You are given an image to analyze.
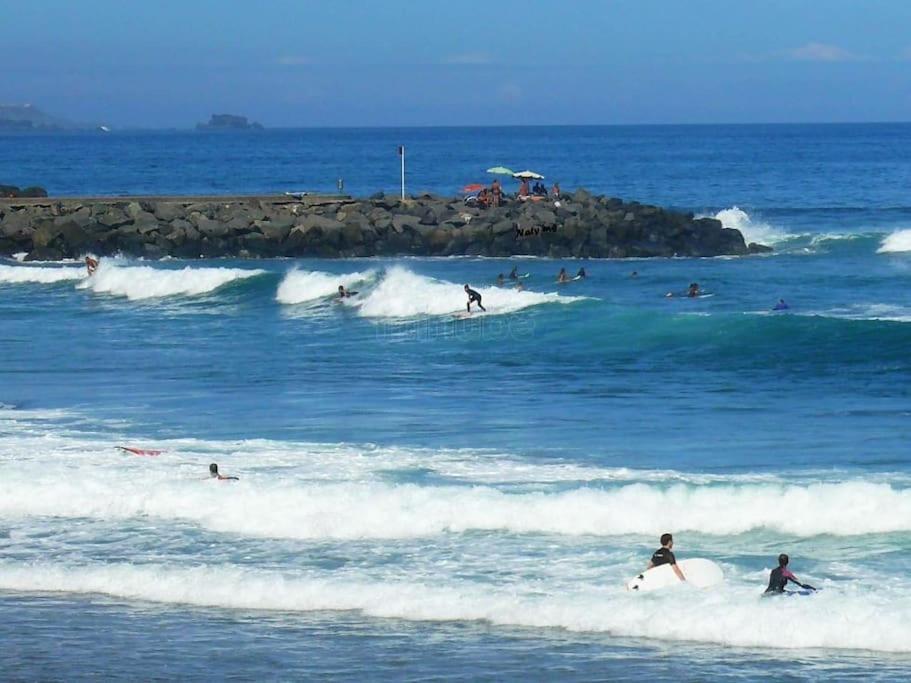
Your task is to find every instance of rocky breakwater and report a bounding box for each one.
[0,190,770,260]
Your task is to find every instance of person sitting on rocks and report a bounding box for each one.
[551,182,561,198]
[85,256,99,276]
[491,179,502,207]
[518,179,530,200]
[477,187,489,208]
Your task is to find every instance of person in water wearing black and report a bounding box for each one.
[765,554,815,594]
[208,463,239,481]
[576,267,587,279]
[338,285,358,298]
[464,284,486,312]
[647,532,686,582]
[509,266,519,280]
[687,282,700,298]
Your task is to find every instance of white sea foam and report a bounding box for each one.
[2,463,910,540]
[276,269,375,304]
[353,266,586,318]
[1,562,909,653]
[76,262,265,299]
[0,263,85,284]
[877,228,911,253]
[712,207,790,245]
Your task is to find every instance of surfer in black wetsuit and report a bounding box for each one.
[509,266,519,281]
[647,533,686,582]
[464,284,486,312]
[338,285,358,298]
[765,554,815,594]
[576,267,587,279]
[687,282,700,298]
[209,463,239,481]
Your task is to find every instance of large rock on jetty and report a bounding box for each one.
[0,192,770,261]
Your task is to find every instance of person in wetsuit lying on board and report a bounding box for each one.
[209,463,239,481]
[647,532,686,582]
[765,554,815,594]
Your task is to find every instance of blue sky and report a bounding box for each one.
[2,0,910,127]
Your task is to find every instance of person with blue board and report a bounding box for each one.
[463,284,486,313]
[647,533,686,582]
[765,554,815,594]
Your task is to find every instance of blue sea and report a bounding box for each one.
[2,125,911,681]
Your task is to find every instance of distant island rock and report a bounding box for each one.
[0,104,104,131]
[196,114,263,131]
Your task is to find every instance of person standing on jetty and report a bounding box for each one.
[464,284,486,313]
[491,178,502,207]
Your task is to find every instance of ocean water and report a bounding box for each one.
[2,125,911,681]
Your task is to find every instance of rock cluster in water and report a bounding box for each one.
[0,190,771,260]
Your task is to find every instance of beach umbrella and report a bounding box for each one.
[486,166,515,176]
[513,170,545,180]
[462,183,485,193]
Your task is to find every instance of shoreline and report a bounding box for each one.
[0,191,770,261]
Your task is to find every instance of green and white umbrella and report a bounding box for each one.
[486,166,515,176]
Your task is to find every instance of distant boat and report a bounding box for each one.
[97,125,111,132]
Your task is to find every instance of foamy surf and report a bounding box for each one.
[1,561,910,653]
[353,266,586,318]
[276,268,375,304]
[877,228,911,253]
[76,262,266,299]
[0,263,86,284]
[711,207,791,245]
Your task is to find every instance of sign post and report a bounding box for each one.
[398,145,405,199]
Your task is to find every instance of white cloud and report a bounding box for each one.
[783,42,859,62]
[276,55,313,66]
[443,52,492,65]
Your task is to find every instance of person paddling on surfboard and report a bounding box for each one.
[647,533,686,582]
[464,284,486,313]
[208,463,239,481]
[765,554,815,594]
[557,268,570,283]
[338,285,358,299]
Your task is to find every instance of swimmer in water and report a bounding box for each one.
[557,268,570,283]
[338,285,358,299]
[576,267,587,279]
[508,266,519,281]
[85,256,99,276]
[687,282,700,298]
[773,299,789,311]
[464,284,486,312]
[208,463,239,481]
[630,271,638,279]
[496,273,505,286]
[765,554,815,594]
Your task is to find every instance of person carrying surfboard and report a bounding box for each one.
[464,284,486,313]
[647,533,686,582]
[765,554,815,594]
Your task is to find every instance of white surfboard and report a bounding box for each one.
[626,558,723,592]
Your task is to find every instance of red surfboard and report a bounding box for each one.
[117,446,162,456]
